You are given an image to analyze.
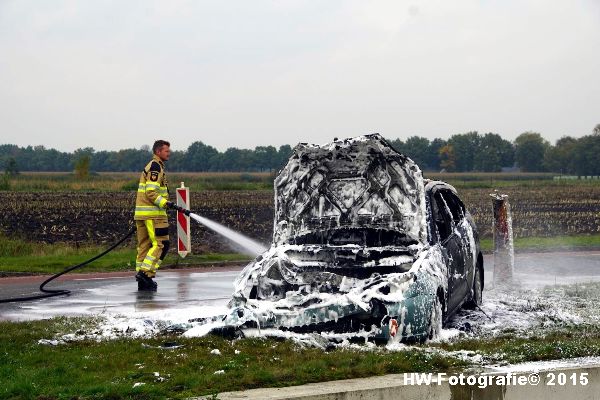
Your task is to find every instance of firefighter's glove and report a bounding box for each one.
[166,201,191,216]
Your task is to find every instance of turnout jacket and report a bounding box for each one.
[134,155,169,220]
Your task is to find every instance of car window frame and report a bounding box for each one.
[439,189,466,225]
[427,186,468,245]
[427,189,453,244]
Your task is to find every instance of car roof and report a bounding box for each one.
[423,179,459,196]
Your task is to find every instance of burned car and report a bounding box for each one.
[223,134,483,342]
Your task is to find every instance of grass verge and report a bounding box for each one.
[0,318,466,399]
[4,172,275,192]
[2,318,600,399]
[480,234,600,253]
[433,324,600,364]
[0,234,251,274]
[3,171,599,192]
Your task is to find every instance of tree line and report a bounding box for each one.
[2,125,599,175]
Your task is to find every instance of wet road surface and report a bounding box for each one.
[0,268,243,321]
[1,251,599,321]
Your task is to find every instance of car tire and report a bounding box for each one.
[427,293,443,341]
[464,262,483,309]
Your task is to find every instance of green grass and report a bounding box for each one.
[0,251,251,275]
[0,234,251,274]
[449,179,600,189]
[424,172,600,189]
[0,318,467,399]
[433,325,600,364]
[2,318,600,399]
[480,234,600,253]
[2,171,275,192]
[2,172,599,192]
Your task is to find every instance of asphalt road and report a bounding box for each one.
[0,267,243,321]
[1,251,599,321]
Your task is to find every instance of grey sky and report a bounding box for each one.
[1,0,599,152]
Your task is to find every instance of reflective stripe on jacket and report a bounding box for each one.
[134,155,169,220]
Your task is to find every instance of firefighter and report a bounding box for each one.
[134,140,177,291]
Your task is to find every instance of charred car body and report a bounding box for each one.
[224,134,483,342]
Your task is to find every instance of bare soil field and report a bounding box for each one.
[1,186,599,253]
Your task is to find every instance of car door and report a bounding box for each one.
[443,190,475,291]
[431,189,468,313]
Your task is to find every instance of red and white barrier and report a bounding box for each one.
[176,182,191,258]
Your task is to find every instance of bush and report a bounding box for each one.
[4,157,18,176]
[0,174,10,190]
[74,155,91,180]
[121,181,139,191]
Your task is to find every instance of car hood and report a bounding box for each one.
[273,134,428,247]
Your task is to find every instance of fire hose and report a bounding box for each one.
[0,205,190,304]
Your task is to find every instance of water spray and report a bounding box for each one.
[171,184,267,257]
[188,213,267,256]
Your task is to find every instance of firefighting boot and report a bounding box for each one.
[136,271,158,291]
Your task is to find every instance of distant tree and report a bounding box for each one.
[90,150,111,172]
[167,149,186,171]
[543,136,577,173]
[388,138,405,154]
[571,135,600,175]
[594,124,600,136]
[402,136,431,169]
[221,148,239,171]
[239,148,257,171]
[221,147,257,171]
[473,133,514,172]
[207,152,224,171]
[0,144,19,155]
[254,146,278,172]
[514,132,549,172]
[0,130,586,173]
[439,145,456,172]
[448,132,480,172]
[53,148,72,171]
[74,155,91,179]
[110,149,151,171]
[276,145,293,170]
[185,141,219,171]
[72,147,95,171]
[4,157,19,176]
[427,138,446,171]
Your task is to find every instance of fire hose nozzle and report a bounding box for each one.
[167,201,191,216]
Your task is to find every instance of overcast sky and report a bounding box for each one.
[1,0,599,152]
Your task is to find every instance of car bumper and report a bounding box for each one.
[225,293,435,342]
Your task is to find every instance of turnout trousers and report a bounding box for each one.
[135,218,170,277]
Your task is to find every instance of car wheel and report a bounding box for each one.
[427,293,443,341]
[464,263,483,309]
